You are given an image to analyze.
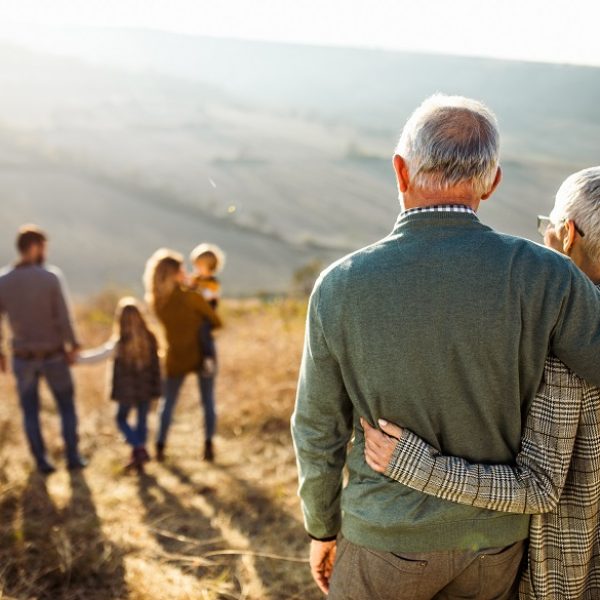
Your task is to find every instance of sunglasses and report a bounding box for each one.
[537,215,585,238]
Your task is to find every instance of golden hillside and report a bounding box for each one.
[0,296,320,600]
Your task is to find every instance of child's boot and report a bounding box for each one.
[125,449,137,471]
[200,357,217,378]
[140,446,150,463]
[133,447,146,474]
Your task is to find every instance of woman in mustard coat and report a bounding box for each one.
[144,249,222,462]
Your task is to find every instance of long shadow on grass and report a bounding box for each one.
[166,462,319,600]
[66,471,127,599]
[136,471,238,594]
[0,471,126,600]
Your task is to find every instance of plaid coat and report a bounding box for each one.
[386,356,600,599]
[110,336,162,405]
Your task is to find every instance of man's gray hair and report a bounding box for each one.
[396,94,500,197]
[551,166,600,262]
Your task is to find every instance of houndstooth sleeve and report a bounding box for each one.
[384,357,583,514]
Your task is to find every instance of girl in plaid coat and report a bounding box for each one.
[79,298,161,472]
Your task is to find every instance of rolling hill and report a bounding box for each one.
[0,29,598,296]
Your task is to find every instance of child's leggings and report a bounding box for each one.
[116,401,150,447]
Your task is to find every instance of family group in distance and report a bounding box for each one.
[0,232,225,474]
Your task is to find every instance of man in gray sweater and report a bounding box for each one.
[292,95,600,599]
[0,225,86,473]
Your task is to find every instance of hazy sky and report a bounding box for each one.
[1,0,599,66]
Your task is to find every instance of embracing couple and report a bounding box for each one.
[292,95,600,599]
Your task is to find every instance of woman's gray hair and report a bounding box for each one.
[550,167,600,261]
[396,94,500,197]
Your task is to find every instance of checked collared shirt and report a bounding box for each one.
[401,204,477,217]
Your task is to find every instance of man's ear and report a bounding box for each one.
[481,166,502,201]
[393,155,410,194]
[562,220,577,254]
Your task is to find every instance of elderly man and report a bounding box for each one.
[361,166,600,599]
[291,95,600,599]
[0,225,85,473]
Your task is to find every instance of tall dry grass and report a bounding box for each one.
[0,296,320,600]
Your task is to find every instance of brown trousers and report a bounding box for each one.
[328,537,524,600]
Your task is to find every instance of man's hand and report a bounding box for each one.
[361,417,404,474]
[66,349,79,366]
[310,539,337,595]
[0,354,7,374]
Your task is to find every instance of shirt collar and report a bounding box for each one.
[401,204,477,217]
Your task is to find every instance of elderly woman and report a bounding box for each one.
[144,249,222,462]
[364,167,600,599]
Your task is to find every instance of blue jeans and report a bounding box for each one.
[12,354,80,466]
[157,373,215,445]
[116,401,150,448]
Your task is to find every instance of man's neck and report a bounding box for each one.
[15,258,43,268]
[401,187,481,213]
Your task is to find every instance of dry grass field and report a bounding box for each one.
[0,296,321,600]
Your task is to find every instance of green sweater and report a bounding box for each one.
[292,210,600,553]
